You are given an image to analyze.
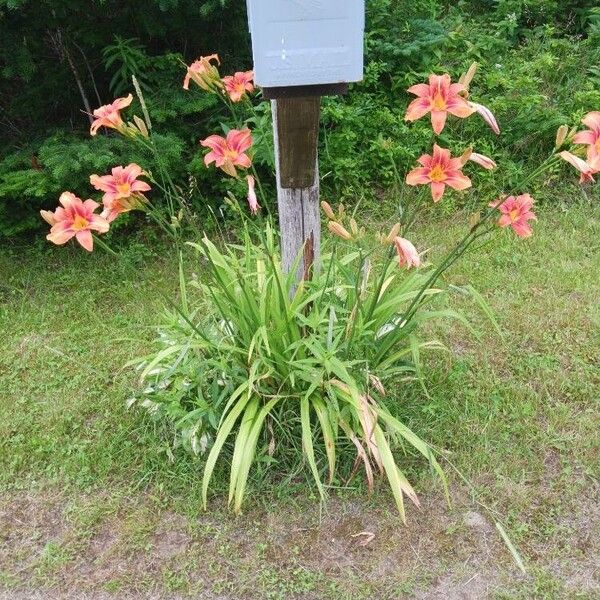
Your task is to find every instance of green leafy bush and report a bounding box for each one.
[132,224,473,517]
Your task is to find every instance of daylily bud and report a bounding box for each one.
[459,147,473,166]
[469,152,497,170]
[40,209,57,226]
[338,203,345,217]
[123,122,143,140]
[349,217,358,236]
[133,115,149,138]
[384,222,401,244]
[469,101,500,135]
[459,62,478,91]
[321,201,336,220]
[328,221,352,241]
[246,175,260,215]
[568,126,578,140]
[555,125,568,149]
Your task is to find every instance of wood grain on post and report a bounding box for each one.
[272,97,321,281]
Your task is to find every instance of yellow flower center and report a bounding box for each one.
[431,93,447,111]
[509,209,520,222]
[595,138,600,152]
[225,149,239,160]
[429,165,446,182]
[72,215,89,231]
[116,182,131,196]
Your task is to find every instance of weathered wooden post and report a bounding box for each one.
[246,0,365,280]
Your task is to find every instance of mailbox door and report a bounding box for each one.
[247,0,364,89]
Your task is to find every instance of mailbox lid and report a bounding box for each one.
[246,0,365,88]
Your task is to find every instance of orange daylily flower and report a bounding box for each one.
[183,55,221,91]
[573,111,600,164]
[90,164,151,222]
[90,94,133,136]
[42,192,109,251]
[406,144,472,202]
[223,71,254,102]
[405,74,475,134]
[393,237,421,269]
[494,194,537,239]
[200,129,252,177]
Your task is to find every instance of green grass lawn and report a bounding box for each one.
[0,202,598,599]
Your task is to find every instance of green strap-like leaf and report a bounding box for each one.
[301,396,325,501]
[375,408,450,507]
[312,396,337,484]
[228,398,259,506]
[233,398,280,513]
[373,425,406,523]
[201,391,252,509]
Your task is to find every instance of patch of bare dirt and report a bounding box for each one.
[1,484,598,599]
[547,486,600,596]
[0,491,68,576]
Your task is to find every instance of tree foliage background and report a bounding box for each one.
[1,0,599,237]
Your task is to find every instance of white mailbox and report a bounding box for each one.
[246,0,365,93]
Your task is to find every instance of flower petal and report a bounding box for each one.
[59,191,79,209]
[405,97,431,122]
[573,131,596,145]
[89,214,110,233]
[228,129,253,154]
[40,210,56,226]
[430,110,447,135]
[559,151,595,182]
[582,111,600,132]
[82,199,100,212]
[204,151,218,167]
[234,153,252,169]
[431,181,445,202]
[446,98,476,118]
[114,94,133,110]
[406,167,430,185]
[75,229,94,251]
[512,221,533,238]
[201,135,227,150]
[407,83,430,97]
[47,223,75,245]
[131,181,151,192]
[445,172,472,190]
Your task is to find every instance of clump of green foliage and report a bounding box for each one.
[132,223,474,517]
